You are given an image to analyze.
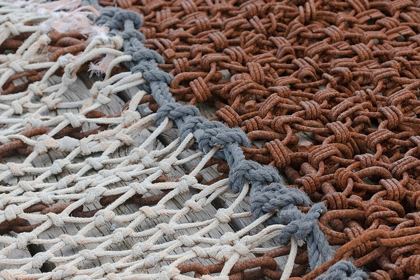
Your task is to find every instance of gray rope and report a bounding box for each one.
[316,261,368,280]
[87,1,335,271]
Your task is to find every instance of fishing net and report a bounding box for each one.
[96,0,420,279]
[0,2,306,279]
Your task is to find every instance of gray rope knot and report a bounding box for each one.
[250,183,311,223]
[130,47,164,64]
[277,203,332,270]
[94,7,118,25]
[229,161,281,193]
[121,29,145,43]
[179,116,205,140]
[316,261,368,280]
[156,103,200,126]
[131,59,158,73]
[150,82,175,106]
[195,127,250,151]
[142,70,173,85]
[112,10,142,30]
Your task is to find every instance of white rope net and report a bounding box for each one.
[0,2,301,279]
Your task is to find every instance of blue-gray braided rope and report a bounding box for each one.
[81,1,368,275]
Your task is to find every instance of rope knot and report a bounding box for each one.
[316,261,368,280]
[278,203,331,270]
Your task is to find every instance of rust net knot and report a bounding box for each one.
[189,77,212,103]
[215,106,242,128]
[265,139,291,169]
[322,192,348,210]
[326,121,351,143]
[379,179,406,202]
[295,174,320,194]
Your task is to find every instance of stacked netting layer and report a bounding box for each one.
[96,0,420,279]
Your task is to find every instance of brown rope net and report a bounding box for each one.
[97,0,420,279]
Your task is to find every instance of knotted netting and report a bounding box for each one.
[0,1,310,279]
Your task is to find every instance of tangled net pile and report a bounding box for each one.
[0,1,316,279]
[97,0,420,279]
[2,0,420,279]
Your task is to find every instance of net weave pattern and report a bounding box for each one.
[0,2,302,280]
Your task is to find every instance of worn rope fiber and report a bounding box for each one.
[0,1,317,279]
[95,0,420,279]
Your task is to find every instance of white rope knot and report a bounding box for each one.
[139,205,163,219]
[94,209,115,227]
[51,266,78,280]
[63,112,82,128]
[141,154,155,167]
[121,110,140,126]
[62,71,77,86]
[157,223,176,236]
[86,186,107,204]
[79,249,97,261]
[16,232,36,249]
[57,175,75,189]
[85,157,104,170]
[11,100,23,115]
[58,137,80,152]
[184,198,204,212]
[216,233,250,261]
[116,171,132,181]
[144,252,163,268]
[111,36,124,50]
[220,232,238,245]
[129,147,148,162]
[28,82,44,97]
[216,244,249,262]
[18,181,35,192]
[97,94,112,105]
[112,227,133,243]
[39,193,54,205]
[35,135,59,154]
[159,266,180,280]
[32,252,54,269]
[24,113,43,128]
[0,136,9,144]
[178,175,198,193]
[115,132,133,146]
[80,138,92,156]
[50,159,70,175]
[159,159,173,174]
[47,212,65,227]
[57,54,74,67]
[131,243,145,258]
[7,162,26,176]
[4,22,22,36]
[74,181,89,193]
[177,235,195,247]
[39,21,52,34]
[60,234,78,248]
[215,208,233,224]
[0,269,26,280]
[9,61,26,73]
[41,96,60,110]
[192,246,210,259]
[131,180,152,195]
[102,263,118,274]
